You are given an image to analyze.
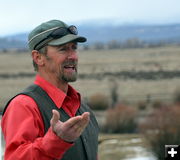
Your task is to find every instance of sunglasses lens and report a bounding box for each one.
[69,25,78,35]
[50,28,67,38]
[49,25,78,38]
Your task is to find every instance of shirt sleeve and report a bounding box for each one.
[1,95,73,160]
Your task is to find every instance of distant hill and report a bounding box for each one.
[0,23,180,50]
[78,23,180,44]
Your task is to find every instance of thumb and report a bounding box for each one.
[50,109,60,127]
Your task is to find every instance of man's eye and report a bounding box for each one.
[72,45,77,50]
[59,47,66,51]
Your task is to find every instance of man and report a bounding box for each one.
[1,20,99,160]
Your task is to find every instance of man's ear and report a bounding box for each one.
[31,50,44,66]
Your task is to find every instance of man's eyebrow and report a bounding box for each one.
[55,45,66,49]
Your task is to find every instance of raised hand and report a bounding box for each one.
[50,109,90,142]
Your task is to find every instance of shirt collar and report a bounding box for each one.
[34,74,80,108]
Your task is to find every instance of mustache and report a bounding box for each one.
[62,60,78,67]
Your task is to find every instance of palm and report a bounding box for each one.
[50,110,90,142]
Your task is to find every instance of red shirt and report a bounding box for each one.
[1,75,81,160]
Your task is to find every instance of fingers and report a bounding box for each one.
[64,116,82,129]
[49,111,90,142]
[66,112,90,133]
[73,112,90,132]
[63,112,90,130]
[77,112,90,128]
[50,109,60,127]
[82,112,90,121]
[50,110,89,130]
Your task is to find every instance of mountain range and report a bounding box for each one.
[0,22,180,50]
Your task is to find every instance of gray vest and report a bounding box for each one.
[3,84,99,160]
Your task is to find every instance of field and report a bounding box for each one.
[1,45,180,110]
[1,45,180,159]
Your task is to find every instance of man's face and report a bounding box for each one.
[43,42,78,83]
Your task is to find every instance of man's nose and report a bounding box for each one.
[67,50,78,60]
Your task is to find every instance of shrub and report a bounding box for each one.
[137,101,147,111]
[151,100,164,109]
[140,105,180,160]
[103,103,137,133]
[88,93,109,110]
[174,89,180,105]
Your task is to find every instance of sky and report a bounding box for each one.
[0,0,180,36]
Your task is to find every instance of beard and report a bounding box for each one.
[61,70,77,82]
[59,60,78,82]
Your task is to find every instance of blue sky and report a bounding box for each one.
[0,0,180,36]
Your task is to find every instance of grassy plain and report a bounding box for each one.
[1,45,180,110]
[1,45,180,159]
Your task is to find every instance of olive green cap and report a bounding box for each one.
[28,19,87,50]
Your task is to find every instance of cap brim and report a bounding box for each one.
[48,34,87,46]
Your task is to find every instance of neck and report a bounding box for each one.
[38,72,69,94]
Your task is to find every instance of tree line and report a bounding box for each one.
[82,37,180,50]
[1,37,180,53]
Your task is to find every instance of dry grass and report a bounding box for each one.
[1,45,180,110]
[0,52,32,74]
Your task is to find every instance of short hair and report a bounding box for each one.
[32,46,48,71]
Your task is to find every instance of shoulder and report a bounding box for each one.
[10,94,36,104]
[4,94,39,117]
[1,94,45,138]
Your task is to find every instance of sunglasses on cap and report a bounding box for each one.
[34,25,78,50]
